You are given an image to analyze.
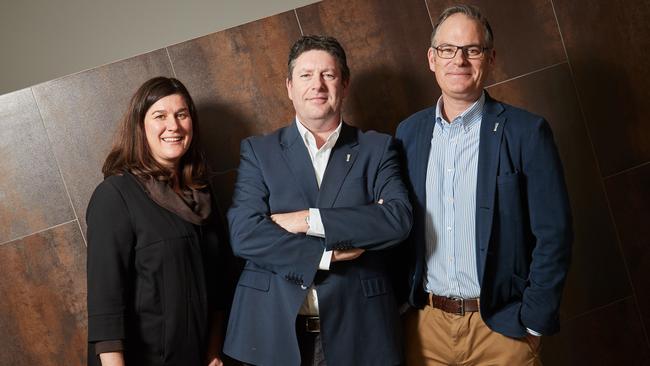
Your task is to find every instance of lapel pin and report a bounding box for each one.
[493,122,499,132]
[346,153,351,162]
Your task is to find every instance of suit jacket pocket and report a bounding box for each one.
[497,171,521,185]
[361,277,388,298]
[238,269,271,292]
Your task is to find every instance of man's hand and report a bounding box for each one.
[331,248,365,262]
[207,356,224,366]
[271,210,310,234]
[99,352,125,366]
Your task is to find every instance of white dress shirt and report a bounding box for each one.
[295,117,342,315]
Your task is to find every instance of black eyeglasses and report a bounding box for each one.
[433,44,490,59]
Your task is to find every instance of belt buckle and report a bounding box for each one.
[305,316,320,333]
[451,297,465,316]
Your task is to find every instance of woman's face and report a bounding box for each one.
[143,94,193,170]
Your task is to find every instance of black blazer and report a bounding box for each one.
[86,172,225,366]
[396,94,572,337]
[223,122,412,366]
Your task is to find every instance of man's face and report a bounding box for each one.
[428,13,495,103]
[286,50,348,128]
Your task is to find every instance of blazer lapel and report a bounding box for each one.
[316,123,359,208]
[280,122,319,207]
[414,109,436,204]
[475,94,506,284]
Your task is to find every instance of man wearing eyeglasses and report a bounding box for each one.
[395,4,572,365]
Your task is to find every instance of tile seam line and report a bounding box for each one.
[294,9,304,36]
[30,87,87,245]
[603,161,650,181]
[550,0,650,348]
[0,219,78,247]
[485,61,568,89]
[564,296,632,323]
[165,48,178,78]
[423,0,434,28]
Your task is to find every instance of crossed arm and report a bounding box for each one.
[228,136,412,280]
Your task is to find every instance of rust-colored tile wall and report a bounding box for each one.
[1,0,648,364]
[0,89,74,244]
[553,0,650,176]
[0,222,86,366]
[297,0,436,133]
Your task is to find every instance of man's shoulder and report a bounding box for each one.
[396,106,436,135]
[241,123,292,147]
[488,97,546,128]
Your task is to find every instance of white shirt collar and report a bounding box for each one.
[295,117,343,151]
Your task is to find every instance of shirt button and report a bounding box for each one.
[447,168,453,172]
[447,226,452,231]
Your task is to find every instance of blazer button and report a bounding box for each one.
[300,285,308,290]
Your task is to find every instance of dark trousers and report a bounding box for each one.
[295,318,327,366]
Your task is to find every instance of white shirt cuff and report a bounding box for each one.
[318,250,333,270]
[306,208,325,238]
[526,328,542,336]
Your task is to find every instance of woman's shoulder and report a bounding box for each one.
[89,172,142,204]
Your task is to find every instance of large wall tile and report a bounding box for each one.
[32,50,174,235]
[426,0,566,84]
[541,297,650,365]
[0,221,86,365]
[167,11,302,173]
[554,0,650,175]
[0,89,74,243]
[487,64,631,319]
[605,164,650,342]
[296,0,436,133]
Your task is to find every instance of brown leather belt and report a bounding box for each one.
[297,315,320,333]
[428,293,479,316]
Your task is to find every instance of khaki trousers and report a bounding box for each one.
[404,305,542,366]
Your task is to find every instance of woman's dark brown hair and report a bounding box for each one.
[102,76,208,189]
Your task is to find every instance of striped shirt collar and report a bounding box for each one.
[435,91,486,133]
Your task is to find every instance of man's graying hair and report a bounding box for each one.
[431,4,494,49]
[287,35,350,82]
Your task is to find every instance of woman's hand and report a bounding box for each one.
[99,352,125,366]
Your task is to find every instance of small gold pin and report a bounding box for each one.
[346,153,351,162]
[493,122,499,132]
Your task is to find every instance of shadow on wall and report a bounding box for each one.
[344,65,438,134]
[196,101,254,211]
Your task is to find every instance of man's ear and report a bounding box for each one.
[487,48,496,66]
[427,47,436,73]
[286,78,293,101]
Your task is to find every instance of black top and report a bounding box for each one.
[86,172,226,366]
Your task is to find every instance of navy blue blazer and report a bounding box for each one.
[224,122,412,366]
[395,93,572,338]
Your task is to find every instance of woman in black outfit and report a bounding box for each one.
[86,77,225,366]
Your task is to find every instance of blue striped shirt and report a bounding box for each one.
[424,92,485,298]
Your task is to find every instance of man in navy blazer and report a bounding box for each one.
[396,5,572,365]
[224,35,412,366]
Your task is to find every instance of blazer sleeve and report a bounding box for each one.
[86,179,134,343]
[520,119,573,334]
[227,138,324,285]
[319,135,413,251]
